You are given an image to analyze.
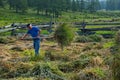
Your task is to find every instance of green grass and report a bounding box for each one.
[0,8,50,26]
[0,31,11,36]
[1,8,120,27]
[86,25,120,29]
[41,30,49,35]
[96,31,116,35]
[103,41,115,48]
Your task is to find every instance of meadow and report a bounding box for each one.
[0,9,120,80]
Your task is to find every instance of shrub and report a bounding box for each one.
[54,23,75,50]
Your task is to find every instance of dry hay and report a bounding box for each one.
[0,45,11,61]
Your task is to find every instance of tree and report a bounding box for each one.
[19,0,28,13]
[8,0,15,9]
[99,0,106,9]
[0,0,4,8]
[106,0,120,10]
[87,0,101,13]
[7,0,28,13]
[106,0,115,10]
[71,0,77,12]
[54,23,75,50]
[79,0,85,12]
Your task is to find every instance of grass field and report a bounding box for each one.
[0,8,120,80]
[1,8,120,26]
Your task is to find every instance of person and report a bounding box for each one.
[21,24,41,56]
[81,21,86,33]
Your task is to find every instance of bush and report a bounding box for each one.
[54,23,75,50]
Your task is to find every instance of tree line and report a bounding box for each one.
[0,0,119,17]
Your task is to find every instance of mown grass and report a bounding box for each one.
[1,8,120,80]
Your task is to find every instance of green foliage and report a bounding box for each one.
[54,23,75,50]
[103,41,114,48]
[89,35,103,42]
[41,30,49,35]
[8,0,28,13]
[0,0,4,8]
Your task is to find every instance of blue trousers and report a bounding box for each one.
[33,39,40,56]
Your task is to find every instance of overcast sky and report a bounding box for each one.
[99,0,106,1]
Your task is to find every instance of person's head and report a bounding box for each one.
[27,24,32,29]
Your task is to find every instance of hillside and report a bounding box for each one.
[1,8,120,26]
[0,6,120,80]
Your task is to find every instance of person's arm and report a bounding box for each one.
[37,29,41,38]
[21,34,28,40]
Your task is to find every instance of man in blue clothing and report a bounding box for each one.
[21,24,41,56]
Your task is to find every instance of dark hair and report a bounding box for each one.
[27,24,31,27]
